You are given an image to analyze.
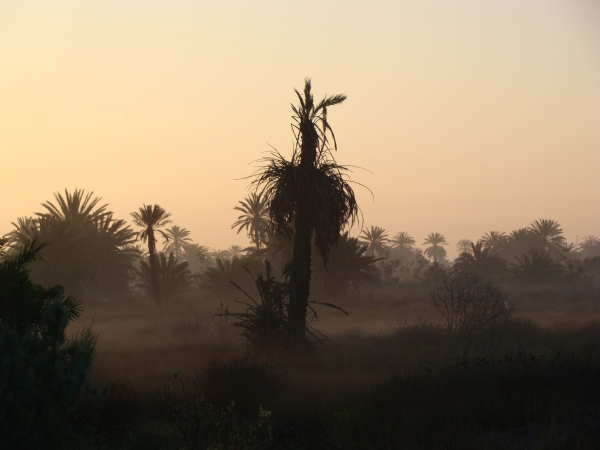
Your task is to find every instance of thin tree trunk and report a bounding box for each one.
[255,227,260,252]
[147,229,162,306]
[287,209,312,342]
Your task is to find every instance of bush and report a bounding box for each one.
[432,270,511,337]
[0,298,99,449]
[161,373,273,450]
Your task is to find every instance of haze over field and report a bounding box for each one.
[1,0,599,255]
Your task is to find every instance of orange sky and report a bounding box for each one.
[1,1,599,257]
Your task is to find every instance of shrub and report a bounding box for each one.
[161,372,273,450]
[0,298,99,449]
[432,270,511,337]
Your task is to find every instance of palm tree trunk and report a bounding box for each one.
[287,206,312,343]
[147,229,162,306]
[255,228,260,252]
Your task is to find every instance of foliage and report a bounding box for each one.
[0,244,99,449]
[453,241,508,279]
[528,218,566,255]
[131,204,172,305]
[359,226,389,258]
[480,231,508,252]
[422,232,448,263]
[137,252,194,302]
[161,372,273,450]
[6,190,138,300]
[311,232,380,298]
[0,238,83,337]
[579,235,600,259]
[162,225,193,258]
[231,192,271,251]
[200,256,263,300]
[226,263,290,353]
[509,249,563,281]
[455,239,473,256]
[431,270,510,337]
[251,79,358,342]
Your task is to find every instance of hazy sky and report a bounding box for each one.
[1,0,599,257]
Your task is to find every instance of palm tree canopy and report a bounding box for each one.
[528,219,566,249]
[130,205,172,242]
[359,226,389,258]
[231,192,270,249]
[480,231,507,250]
[37,189,108,225]
[253,78,358,262]
[423,232,448,262]
[391,231,416,249]
[162,225,193,257]
[456,239,473,255]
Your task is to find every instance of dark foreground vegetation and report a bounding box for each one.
[2,80,600,449]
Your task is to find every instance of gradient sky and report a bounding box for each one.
[1,0,599,257]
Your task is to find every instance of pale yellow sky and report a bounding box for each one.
[1,0,599,257]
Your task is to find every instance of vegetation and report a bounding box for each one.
[251,79,358,343]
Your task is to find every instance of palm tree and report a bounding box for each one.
[162,225,193,258]
[509,249,562,281]
[480,231,507,252]
[130,205,171,306]
[359,226,389,258]
[231,192,270,251]
[422,233,448,263]
[528,219,566,254]
[228,245,244,259]
[137,252,193,302]
[454,241,507,278]
[252,78,358,342]
[456,239,473,256]
[579,235,600,259]
[37,188,108,226]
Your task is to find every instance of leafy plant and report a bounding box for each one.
[137,252,194,302]
[161,372,273,450]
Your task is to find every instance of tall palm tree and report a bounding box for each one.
[453,241,507,278]
[456,239,473,255]
[130,205,171,306]
[231,192,270,251]
[390,231,416,260]
[252,78,358,342]
[359,226,389,258]
[162,225,192,258]
[422,233,448,263]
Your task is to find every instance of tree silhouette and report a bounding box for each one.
[137,252,193,302]
[130,205,171,306]
[359,226,389,258]
[423,233,448,263]
[528,219,566,255]
[231,192,270,251]
[252,78,358,343]
[579,235,600,259]
[163,225,193,258]
[456,239,473,255]
[454,241,507,278]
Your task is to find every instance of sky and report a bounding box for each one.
[1,0,599,257]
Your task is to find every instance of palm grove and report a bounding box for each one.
[3,80,600,350]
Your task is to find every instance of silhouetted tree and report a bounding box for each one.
[454,241,507,279]
[509,249,562,281]
[231,192,270,251]
[137,252,193,302]
[252,78,358,343]
[390,231,416,260]
[312,232,379,299]
[528,219,566,255]
[480,231,507,252]
[579,235,600,259]
[130,205,171,306]
[359,226,389,258]
[162,225,192,258]
[228,245,244,259]
[423,233,448,263]
[456,239,473,256]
